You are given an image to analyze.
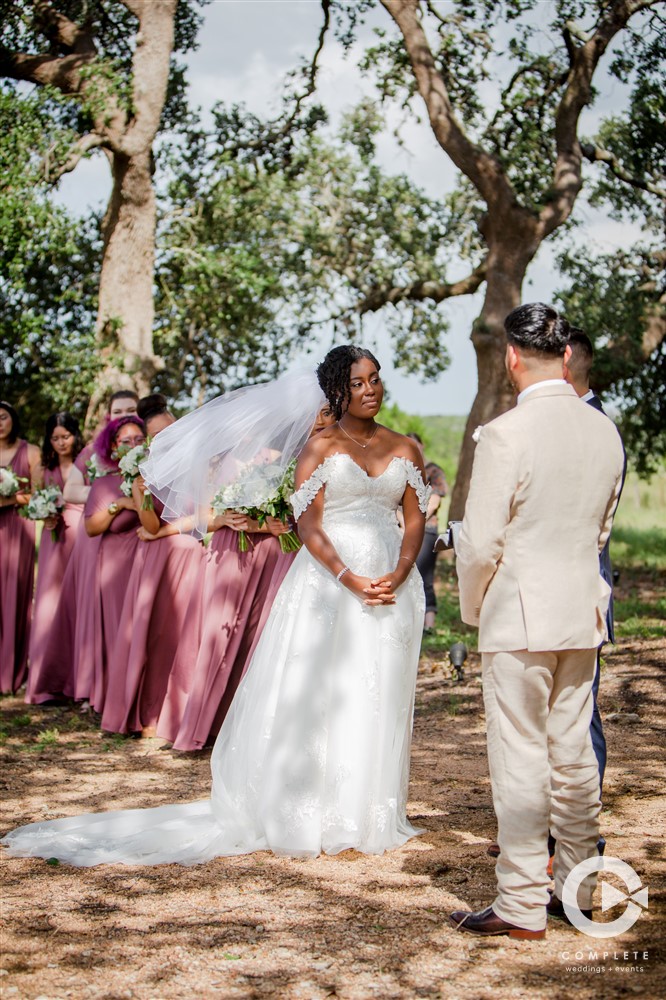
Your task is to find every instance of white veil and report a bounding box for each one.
[140,368,325,538]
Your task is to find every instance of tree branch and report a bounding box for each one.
[542,0,664,236]
[581,142,666,199]
[44,131,107,182]
[33,0,97,55]
[356,259,487,314]
[378,0,519,218]
[116,0,177,157]
[0,48,91,94]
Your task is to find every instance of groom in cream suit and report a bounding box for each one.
[451,303,625,939]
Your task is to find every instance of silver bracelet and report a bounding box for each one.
[399,556,412,565]
[336,565,350,582]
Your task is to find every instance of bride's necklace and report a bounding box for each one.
[338,420,378,450]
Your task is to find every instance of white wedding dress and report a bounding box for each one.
[2,454,429,866]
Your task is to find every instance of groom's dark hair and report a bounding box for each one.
[317,345,381,421]
[504,303,570,357]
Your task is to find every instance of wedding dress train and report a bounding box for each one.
[2,454,428,866]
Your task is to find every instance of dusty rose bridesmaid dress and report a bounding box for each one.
[0,441,36,693]
[25,466,84,703]
[101,506,204,735]
[31,450,99,702]
[158,526,295,751]
[84,474,141,716]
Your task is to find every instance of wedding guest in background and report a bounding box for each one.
[563,328,626,830]
[452,303,624,939]
[136,392,176,438]
[0,402,43,693]
[83,416,147,716]
[406,433,448,633]
[100,412,204,739]
[156,401,336,751]
[63,389,139,505]
[26,413,85,704]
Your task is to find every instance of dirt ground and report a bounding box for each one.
[1,566,664,1000]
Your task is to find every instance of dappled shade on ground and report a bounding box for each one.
[1,563,664,999]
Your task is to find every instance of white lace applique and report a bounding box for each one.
[290,465,328,520]
[403,459,432,514]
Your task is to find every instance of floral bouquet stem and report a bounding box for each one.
[278,529,301,553]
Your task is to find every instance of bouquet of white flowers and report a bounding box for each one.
[118,442,153,510]
[85,452,108,483]
[211,460,300,553]
[0,468,28,498]
[20,485,65,540]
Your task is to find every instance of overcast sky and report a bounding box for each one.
[54,0,636,415]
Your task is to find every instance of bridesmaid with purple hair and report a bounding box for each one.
[25,413,85,704]
[36,391,139,705]
[155,401,337,751]
[83,415,148,715]
[101,398,205,738]
[0,402,43,693]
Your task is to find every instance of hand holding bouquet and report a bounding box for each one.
[212,460,301,553]
[0,468,28,499]
[254,460,301,553]
[20,485,65,540]
[118,442,153,510]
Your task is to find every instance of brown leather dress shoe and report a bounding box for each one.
[547,893,592,924]
[487,842,500,858]
[450,906,546,939]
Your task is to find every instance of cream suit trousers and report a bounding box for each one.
[482,648,601,931]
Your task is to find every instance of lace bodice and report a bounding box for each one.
[291,454,431,523]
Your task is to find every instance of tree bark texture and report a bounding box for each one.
[93,148,160,404]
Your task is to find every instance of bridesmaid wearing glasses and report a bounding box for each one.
[26,413,85,704]
[0,402,43,693]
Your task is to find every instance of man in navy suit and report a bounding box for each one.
[564,329,624,807]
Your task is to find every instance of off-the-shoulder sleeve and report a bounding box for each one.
[403,459,432,515]
[290,464,328,521]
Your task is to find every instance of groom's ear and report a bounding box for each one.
[505,343,519,374]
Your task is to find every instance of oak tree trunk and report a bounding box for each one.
[88,148,161,421]
[448,220,539,520]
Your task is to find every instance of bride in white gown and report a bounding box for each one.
[2,347,430,866]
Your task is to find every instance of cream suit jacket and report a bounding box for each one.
[456,382,625,653]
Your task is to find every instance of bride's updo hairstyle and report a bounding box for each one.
[316,345,381,421]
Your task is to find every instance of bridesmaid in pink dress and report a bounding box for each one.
[26,413,85,703]
[156,401,337,751]
[0,402,43,693]
[101,399,205,737]
[42,390,140,703]
[83,416,147,716]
